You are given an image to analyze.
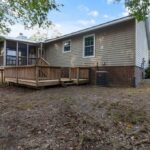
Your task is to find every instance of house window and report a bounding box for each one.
[63,40,71,53]
[83,35,95,57]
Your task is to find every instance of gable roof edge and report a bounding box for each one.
[45,16,134,43]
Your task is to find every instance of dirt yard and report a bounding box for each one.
[0,85,150,150]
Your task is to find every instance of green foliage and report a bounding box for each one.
[29,31,48,42]
[145,65,150,79]
[0,0,62,34]
[116,0,150,21]
[125,0,150,21]
[0,0,149,34]
[114,0,150,21]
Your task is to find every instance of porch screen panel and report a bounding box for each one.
[6,41,17,66]
[0,42,4,66]
[28,45,37,65]
[18,43,27,65]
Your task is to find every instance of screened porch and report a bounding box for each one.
[6,40,40,66]
[0,39,46,67]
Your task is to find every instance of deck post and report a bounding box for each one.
[69,68,72,80]
[88,68,90,81]
[77,67,80,85]
[16,67,18,84]
[35,65,39,87]
[0,70,3,84]
[59,68,61,84]
[1,70,4,84]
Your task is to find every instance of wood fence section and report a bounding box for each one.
[70,67,89,79]
[38,66,61,80]
[69,68,77,79]
[79,67,90,79]
[17,66,36,80]
[4,67,17,79]
[5,66,36,80]
[69,67,90,85]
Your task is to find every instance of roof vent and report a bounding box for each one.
[16,33,27,40]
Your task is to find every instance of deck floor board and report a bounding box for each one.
[5,78,89,87]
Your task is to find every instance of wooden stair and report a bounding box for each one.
[61,80,75,87]
[37,57,50,66]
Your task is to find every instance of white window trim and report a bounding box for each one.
[83,34,95,58]
[62,40,71,53]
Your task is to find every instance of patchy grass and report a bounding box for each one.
[15,102,36,111]
[107,102,148,125]
[0,86,150,149]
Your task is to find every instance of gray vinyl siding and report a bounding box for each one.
[136,21,149,69]
[146,16,150,49]
[45,20,135,67]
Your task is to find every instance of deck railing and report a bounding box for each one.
[4,65,61,81]
[38,66,61,81]
[4,66,36,80]
[4,65,90,87]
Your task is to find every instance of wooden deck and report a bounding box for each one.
[4,65,90,88]
[5,78,60,87]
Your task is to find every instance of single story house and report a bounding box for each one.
[0,16,150,87]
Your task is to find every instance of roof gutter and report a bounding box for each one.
[0,35,39,44]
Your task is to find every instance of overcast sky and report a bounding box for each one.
[7,0,128,38]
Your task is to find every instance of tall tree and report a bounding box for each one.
[0,0,62,34]
[0,0,149,34]
[116,0,150,21]
[29,31,49,42]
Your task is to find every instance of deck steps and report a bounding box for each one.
[61,80,75,86]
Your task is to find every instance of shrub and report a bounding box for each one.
[145,65,150,79]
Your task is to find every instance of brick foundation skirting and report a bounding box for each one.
[89,66,144,87]
[134,67,145,87]
[61,66,144,87]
